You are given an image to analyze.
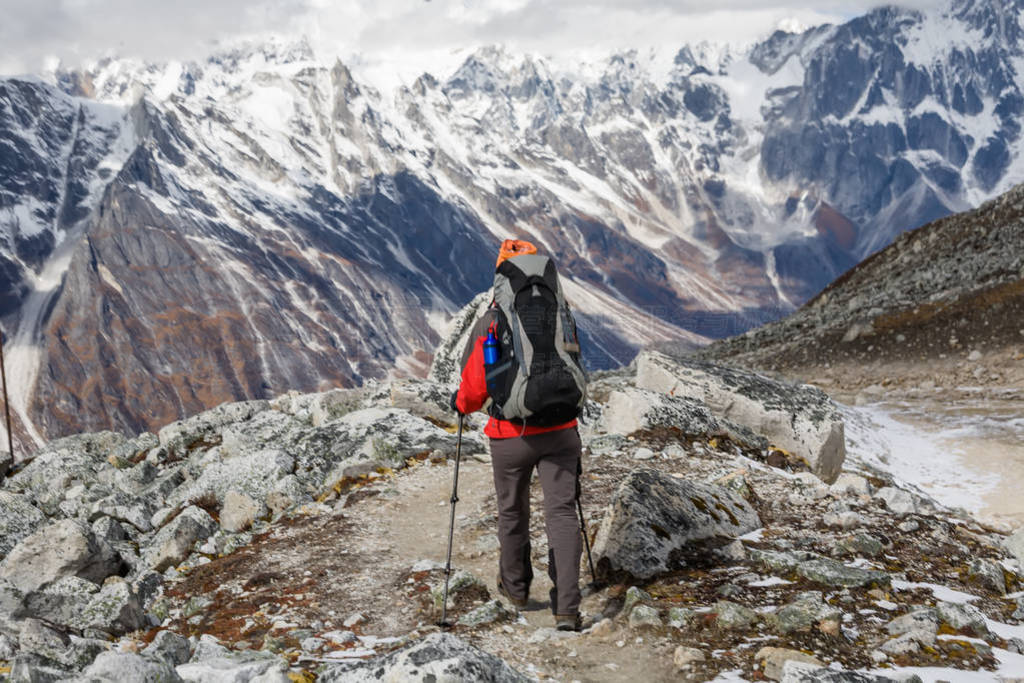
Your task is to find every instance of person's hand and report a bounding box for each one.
[449,390,462,415]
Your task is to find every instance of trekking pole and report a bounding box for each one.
[438,413,465,629]
[576,459,597,588]
[0,329,14,468]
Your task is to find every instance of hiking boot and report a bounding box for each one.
[496,573,528,609]
[555,613,582,632]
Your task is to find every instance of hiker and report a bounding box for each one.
[450,239,588,631]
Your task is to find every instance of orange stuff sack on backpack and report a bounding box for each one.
[496,239,538,268]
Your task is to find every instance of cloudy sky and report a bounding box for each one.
[0,0,947,76]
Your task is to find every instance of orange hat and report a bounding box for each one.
[496,239,537,268]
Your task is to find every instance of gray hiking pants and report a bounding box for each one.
[489,427,582,616]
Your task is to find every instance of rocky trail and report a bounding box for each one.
[3,345,1024,682]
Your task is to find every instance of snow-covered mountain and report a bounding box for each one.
[2,0,1024,446]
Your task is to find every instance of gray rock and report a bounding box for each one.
[966,558,1007,594]
[220,490,262,533]
[167,450,295,511]
[318,632,530,683]
[154,400,270,462]
[796,557,890,588]
[592,468,760,581]
[829,473,871,497]
[6,432,125,516]
[1008,637,1024,655]
[431,570,489,612]
[838,533,884,557]
[80,651,183,683]
[307,388,371,427]
[458,599,514,627]
[600,387,720,437]
[628,604,663,629]
[0,576,26,617]
[768,591,841,634]
[144,629,192,667]
[634,352,846,483]
[427,291,491,387]
[89,491,156,532]
[7,653,73,683]
[380,378,459,426]
[755,646,824,681]
[667,607,697,629]
[74,578,147,635]
[0,491,46,559]
[91,517,128,545]
[20,576,98,626]
[887,608,939,637]
[1006,527,1024,568]
[622,586,652,614]
[16,618,101,669]
[0,519,122,593]
[144,506,218,572]
[713,600,758,630]
[874,487,916,516]
[936,601,989,636]
[880,632,929,655]
[780,660,907,682]
[673,645,705,670]
[0,448,10,478]
[176,651,290,683]
[750,549,818,575]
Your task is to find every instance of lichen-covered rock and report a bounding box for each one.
[750,549,818,575]
[713,600,758,630]
[837,533,884,558]
[431,570,489,612]
[768,592,841,635]
[74,578,147,635]
[428,291,491,387]
[600,387,720,437]
[16,618,103,669]
[592,469,760,581]
[0,519,123,593]
[143,506,218,572]
[668,607,697,629]
[0,491,45,559]
[778,660,897,682]
[673,645,705,670]
[144,629,192,667]
[20,576,98,626]
[1005,527,1024,568]
[874,487,916,516]
[936,602,989,636]
[6,432,124,515]
[622,586,653,614]
[220,490,262,533]
[628,604,663,629]
[966,558,1007,594]
[89,490,157,532]
[458,599,514,627]
[175,649,290,682]
[318,632,531,683]
[376,378,459,426]
[80,651,184,683]
[755,647,824,681]
[886,608,939,638]
[153,400,270,462]
[633,351,845,483]
[796,557,890,589]
[166,450,296,511]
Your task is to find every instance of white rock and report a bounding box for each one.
[829,473,872,497]
[874,487,916,516]
[673,646,705,670]
[220,491,261,533]
[0,519,121,593]
[634,351,846,483]
[755,646,824,681]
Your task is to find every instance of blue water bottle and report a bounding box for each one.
[484,326,500,366]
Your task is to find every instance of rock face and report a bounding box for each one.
[319,633,531,683]
[634,351,845,483]
[592,468,761,581]
[0,519,122,593]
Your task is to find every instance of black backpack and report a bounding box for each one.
[484,254,587,426]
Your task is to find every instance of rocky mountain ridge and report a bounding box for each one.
[692,179,1024,397]
[5,0,1024,449]
[1,303,1023,681]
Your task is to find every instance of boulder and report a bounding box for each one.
[16,618,103,669]
[20,576,98,626]
[220,491,262,533]
[318,632,531,683]
[0,491,45,559]
[89,491,157,532]
[81,651,183,683]
[458,599,514,627]
[936,601,989,636]
[755,647,824,681]
[428,291,491,387]
[768,592,841,634]
[796,557,890,589]
[673,646,705,670]
[154,400,270,462]
[75,578,147,635]
[307,388,370,427]
[887,608,939,638]
[779,661,899,682]
[0,519,122,593]
[143,506,218,572]
[592,469,760,581]
[166,450,295,511]
[600,387,719,437]
[874,487,916,516]
[966,558,1007,595]
[143,631,191,668]
[176,652,290,682]
[1005,527,1024,567]
[634,351,845,483]
[6,433,123,515]
[628,604,663,629]
[376,378,458,426]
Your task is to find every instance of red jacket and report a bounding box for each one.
[455,324,577,439]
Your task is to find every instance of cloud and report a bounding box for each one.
[0,0,950,76]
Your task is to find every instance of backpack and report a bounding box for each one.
[484,253,587,426]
